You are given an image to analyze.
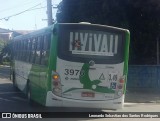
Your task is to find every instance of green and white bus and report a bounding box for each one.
[11,23,130,109]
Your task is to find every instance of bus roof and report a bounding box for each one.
[13,23,129,41]
[13,24,55,41]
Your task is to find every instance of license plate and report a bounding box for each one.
[81,92,95,97]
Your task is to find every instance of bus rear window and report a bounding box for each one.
[57,24,126,64]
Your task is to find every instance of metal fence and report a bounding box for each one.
[127,65,160,89]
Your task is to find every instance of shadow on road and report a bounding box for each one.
[125,90,160,104]
[0,65,10,79]
[0,83,19,92]
[0,83,105,113]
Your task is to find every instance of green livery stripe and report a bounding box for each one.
[93,86,115,93]
[63,88,83,94]
[48,24,58,91]
[63,87,115,94]
[63,63,115,94]
[52,24,58,71]
[79,63,115,93]
[123,30,130,93]
[123,30,130,75]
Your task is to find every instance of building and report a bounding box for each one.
[0,28,13,42]
[0,28,33,53]
[0,28,33,41]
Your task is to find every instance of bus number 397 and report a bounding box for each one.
[64,69,85,76]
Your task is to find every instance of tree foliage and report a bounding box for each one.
[57,0,160,65]
[0,42,12,64]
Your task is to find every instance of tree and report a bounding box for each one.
[57,0,160,65]
[57,0,128,28]
[126,0,160,64]
[0,42,12,64]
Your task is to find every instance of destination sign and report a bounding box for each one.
[69,31,121,56]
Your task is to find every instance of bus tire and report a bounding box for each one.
[12,71,15,86]
[12,71,18,91]
[26,81,34,105]
[27,81,39,106]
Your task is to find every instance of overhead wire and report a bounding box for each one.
[0,0,32,13]
[0,0,46,13]
[0,4,42,21]
[0,1,58,21]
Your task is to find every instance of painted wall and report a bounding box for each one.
[127,65,160,89]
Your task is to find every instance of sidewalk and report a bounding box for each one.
[125,89,160,103]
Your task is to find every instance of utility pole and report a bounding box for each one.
[47,0,53,26]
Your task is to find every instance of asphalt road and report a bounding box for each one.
[0,65,160,121]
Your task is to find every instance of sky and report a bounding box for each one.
[0,0,61,30]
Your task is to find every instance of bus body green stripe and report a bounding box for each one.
[48,24,58,91]
[52,24,58,71]
[123,30,130,93]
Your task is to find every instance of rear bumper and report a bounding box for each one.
[45,91,124,109]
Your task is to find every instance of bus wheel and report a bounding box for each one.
[26,82,33,104]
[27,89,31,101]
[27,82,37,106]
[12,71,15,86]
[12,71,18,91]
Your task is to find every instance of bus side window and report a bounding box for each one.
[20,40,23,60]
[26,39,31,62]
[21,40,25,61]
[14,42,17,60]
[30,38,37,63]
[18,40,21,60]
[29,38,33,63]
[16,41,20,60]
[23,40,28,62]
[35,36,42,64]
[41,34,51,66]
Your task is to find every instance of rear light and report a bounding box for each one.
[52,71,62,96]
[52,74,59,80]
[117,77,125,89]
[119,78,125,83]
[53,81,58,86]
[117,84,123,89]
[115,76,126,98]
